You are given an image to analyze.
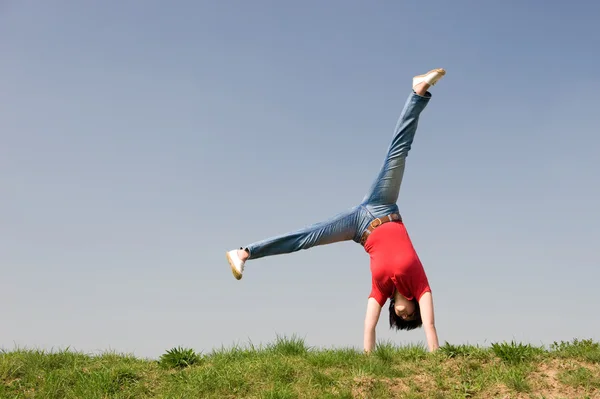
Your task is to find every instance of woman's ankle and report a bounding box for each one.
[414,81,430,96]
[237,248,249,261]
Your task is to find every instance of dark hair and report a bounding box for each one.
[389,297,423,331]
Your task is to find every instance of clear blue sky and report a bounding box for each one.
[2,1,599,359]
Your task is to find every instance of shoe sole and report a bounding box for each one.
[226,252,243,280]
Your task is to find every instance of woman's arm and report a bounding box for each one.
[418,291,439,352]
[363,297,382,353]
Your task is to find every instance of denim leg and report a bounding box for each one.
[244,206,362,260]
[360,91,431,211]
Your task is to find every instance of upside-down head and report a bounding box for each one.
[389,297,423,331]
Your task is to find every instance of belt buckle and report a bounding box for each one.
[370,218,382,228]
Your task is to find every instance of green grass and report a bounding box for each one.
[1,338,599,398]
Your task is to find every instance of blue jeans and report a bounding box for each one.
[244,90,431,259]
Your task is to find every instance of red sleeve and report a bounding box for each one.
[416,285,431,301]
[369,279,389,307]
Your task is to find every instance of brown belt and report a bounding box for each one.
[360,213,401,246]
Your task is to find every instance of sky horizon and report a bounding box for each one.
[2,1,599,359]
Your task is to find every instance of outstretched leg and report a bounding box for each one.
[226,207,363,279]
[361,69,445,209]
[225,69,446,279]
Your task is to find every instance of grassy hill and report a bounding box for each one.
[1,336,599,398]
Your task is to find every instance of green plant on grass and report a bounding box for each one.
[209,342,258,362]
[440,342,469,358]
[373,340,397,364]
[158,346,201,369]
[550,338,600,363]
[439,342,489,360]
[267,334,310,357]
[491,340,543,365]
[394,343,429,362]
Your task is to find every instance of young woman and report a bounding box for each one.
[226,68,446,353]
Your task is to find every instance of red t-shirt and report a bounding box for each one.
[363,221,431,307]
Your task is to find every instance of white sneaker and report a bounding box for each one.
[226,249,245,280]
[412,68,446,90]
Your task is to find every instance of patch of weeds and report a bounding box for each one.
[208,343,259,374]
[440,342,471,358]
[35,349,91,372]
[159,347,202,369]
[373,340,397,364]
[209,342,258,362]
[267,335,310,357]
[439,342,490,361]
[394,343,429,362]
[491,341,543,365]
[550,338,600,363]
